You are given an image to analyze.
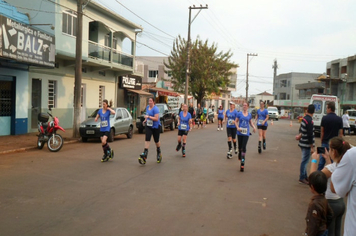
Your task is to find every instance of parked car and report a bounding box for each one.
[79,107,134,142]
[347,109,356,133]
[267,106,279,121]
[136,103,175,133]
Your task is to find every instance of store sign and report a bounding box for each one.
[119,76,142,90]
[0,15,55,67]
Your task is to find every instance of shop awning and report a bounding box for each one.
[148,87,180,97]
[127,89,153,96]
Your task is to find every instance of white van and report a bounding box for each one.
[346,109,356,133]
[310,94,339,137]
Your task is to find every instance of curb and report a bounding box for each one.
[0,139,80,155]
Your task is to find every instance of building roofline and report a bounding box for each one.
[89,1,143,30]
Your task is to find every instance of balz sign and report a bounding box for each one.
[0,15,55,67]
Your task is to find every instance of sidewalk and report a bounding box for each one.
[0,129,79,155]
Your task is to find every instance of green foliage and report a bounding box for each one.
[164,35,238,104]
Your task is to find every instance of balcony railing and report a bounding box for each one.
[88,41,133,68]
[112,48,133,67]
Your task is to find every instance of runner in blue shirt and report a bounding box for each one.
[176,104,192,157]
[225,102,239,159]
[236,102,256,172]
[217,105,224,131]
[255,101,269,154]
[95,99,116,162]
[139,97,162,165]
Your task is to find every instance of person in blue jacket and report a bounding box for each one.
[139,97,162,165]
[225,102,239,159]
[255,101,269,154]
[176,104,192,157]
[95,99,116,162]
[236,102,256,171]
[217,105,224,131]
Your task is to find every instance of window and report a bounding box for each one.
[313,100,322,114]
[287,94,290,99]
[280,80,287,88]
[149,70,158,78]
[275,95,277,100]
[280,93,286,100]
[287,81,291,87]
[62,10,77,36]
[116,109,123,119]
[48,80,57,109]
[105,34,118,49]
[123,109,129,118]
[99,86,105,108]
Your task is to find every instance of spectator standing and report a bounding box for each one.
[342,111,350,136]
[310,137,350,236]
[331,147,356,236]
[318,102,343,171]
[296,104,315,185]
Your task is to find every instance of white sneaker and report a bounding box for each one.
[217,128,220,131]
[221,128,223,131]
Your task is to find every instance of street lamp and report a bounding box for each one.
[185,5,208,105]
[246,53,258,103]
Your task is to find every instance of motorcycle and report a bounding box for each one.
[37,110,65,152]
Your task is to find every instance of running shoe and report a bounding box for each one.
[227,150,232,159]
[139,152,147,165]
[157,152,162,163]
[101,154,108,162]
[234,148,238,155]
[221,128,223,131]
[217,128,220,131]
[263,142,266,150]
[182,149,186,157]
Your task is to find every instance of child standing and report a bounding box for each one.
[305,171,333,236]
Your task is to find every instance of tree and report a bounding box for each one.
[165,36,238,105]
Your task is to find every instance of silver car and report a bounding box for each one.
[79,107,133,142]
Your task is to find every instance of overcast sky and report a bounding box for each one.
[97,0,356,97]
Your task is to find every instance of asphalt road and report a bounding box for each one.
[0,120,311,236]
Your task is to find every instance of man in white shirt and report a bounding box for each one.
[331,147,356,236]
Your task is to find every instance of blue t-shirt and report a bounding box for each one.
[256,109,268,127]
[98,109,111,132]
[218,109,224,119]
[178,111,191,131]
[146,105,160,129]
[237,112,252,136]
[203,108,207,114]
[226,109,239,128]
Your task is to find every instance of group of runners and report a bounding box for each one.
[96,98,270,171]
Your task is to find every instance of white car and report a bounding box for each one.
[347,109,356,133]
[267,107,279,121]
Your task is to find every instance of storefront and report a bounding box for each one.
[118,76,152,119]
[0,14,55,135]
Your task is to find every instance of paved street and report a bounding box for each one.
[1,120,316,236]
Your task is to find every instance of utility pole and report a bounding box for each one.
[246,53,258,103]
[272,59,278,97]
[185,4,208,105]
[73,0,84,138]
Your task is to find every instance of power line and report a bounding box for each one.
[114,0,176,39]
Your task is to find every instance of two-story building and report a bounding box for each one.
[2,0,145,135]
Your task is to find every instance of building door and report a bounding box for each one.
[31,79,42,129]
[0,76,14,136]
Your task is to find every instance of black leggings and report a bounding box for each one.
[145,127,160,143]
[327,198,345,236]
[238,135,249,153]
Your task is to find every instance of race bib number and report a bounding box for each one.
[228,119,234,125]
[101,120,108,127]
[181,124,187,130]
[258,119,263,125]
[146,119,153,127]
[240,128,248,134]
